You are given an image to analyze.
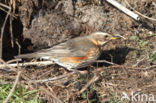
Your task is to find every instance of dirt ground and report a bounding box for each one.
[0,0,156,103]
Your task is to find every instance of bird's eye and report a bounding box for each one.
[105,35,108,38]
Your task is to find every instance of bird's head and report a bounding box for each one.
[88,32,123,46]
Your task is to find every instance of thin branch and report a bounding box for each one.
[9,0,14,48]
[0,61,54,68]
[3,71,21,103]
[0,3,10,9]
[15,40,21,55]
[132,56,147,67]
[125,0,156,22]
[7,58,22,64]
[96,60,116,65]
[0,14,9,58]
[136,65,156,70]
[29,64,156,83]
[0,3,11,58]
[0,3,16,18]
[0,59,16,71]
[106,0,140,21]
[10,11,14,48]
[21,74,63,103]
[0,68,14,72]
[79,75,100,94]
[0,6,9,14]
[32,72,78,83]
[39,86,63,103]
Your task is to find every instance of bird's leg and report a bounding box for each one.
[96,60,116,65]
[65,68,81,73]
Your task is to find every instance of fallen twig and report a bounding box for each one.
[32,70,88,83]
[33,72,77,83]
[0,68,14,72]
[21,74,63,103]
[0,3,10,9]
[29,64,156,83]
[7,59,22,64]
[136,65,156,70]
[106,0,140,21]
[0,61,54,68]
[0,3,16,18]
[96,60,116,65]
[39,86,63,103]
[125,0,156,22]
[0,6,10,58]
[15,40,21,55]
[79,75,100,94]
[0,6,9,14]
[3,71,21,103]
[132,56,147,67]
[0,59,16,71]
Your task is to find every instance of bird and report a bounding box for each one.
[15,32,122,71]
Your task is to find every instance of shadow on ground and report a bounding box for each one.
[96,47,136,67]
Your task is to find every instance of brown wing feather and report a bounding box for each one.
[15,36,98,59]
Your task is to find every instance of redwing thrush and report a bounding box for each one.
[15,32,121,71]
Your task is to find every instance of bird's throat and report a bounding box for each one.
[90,39,103,50]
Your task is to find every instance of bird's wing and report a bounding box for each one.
[15,37,95,58]
[38,37,94,57]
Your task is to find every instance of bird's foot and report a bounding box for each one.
[66,68,81,73]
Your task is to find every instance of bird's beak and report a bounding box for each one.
[111,36,117,40]
[111,35,126,40]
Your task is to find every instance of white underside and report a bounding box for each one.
[41,56,76,71]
